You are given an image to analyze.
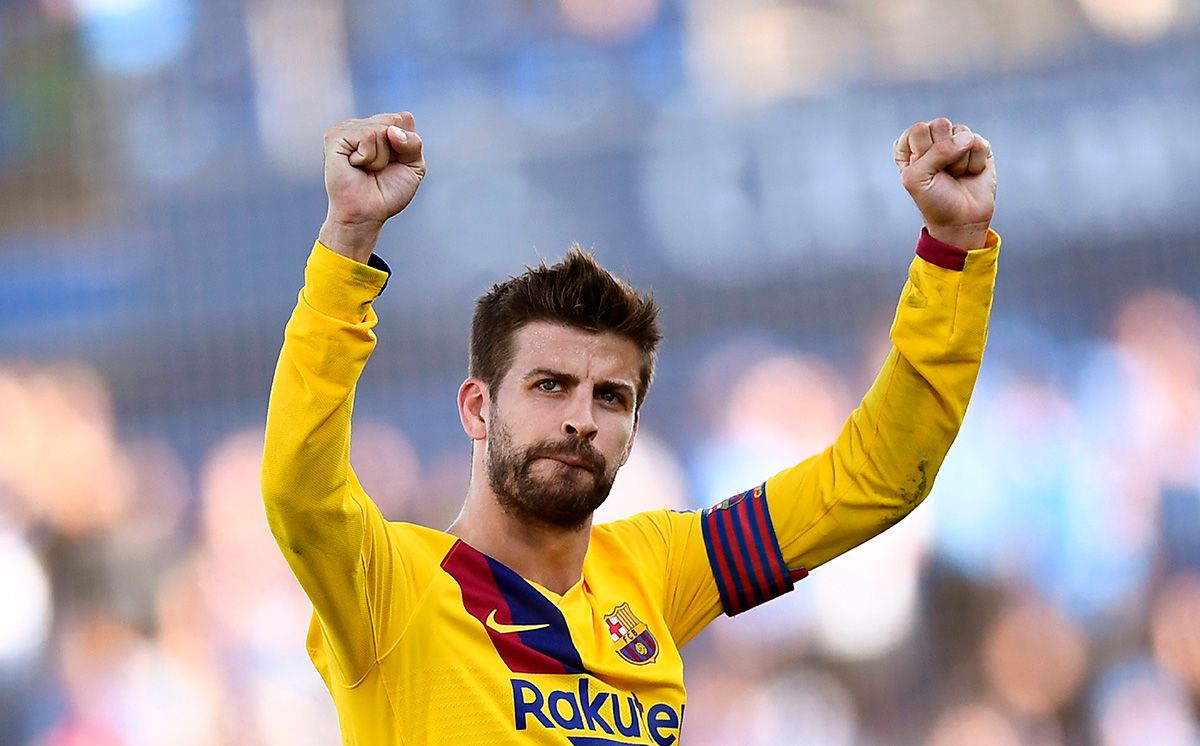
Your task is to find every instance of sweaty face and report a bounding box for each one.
[482,322,640,531]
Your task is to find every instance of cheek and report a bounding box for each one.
[600,416,635,456]
[498,396,556,434]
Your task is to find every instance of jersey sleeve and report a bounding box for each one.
[764,229,1000,580]
[261,240,413,685]
[618,230,1000,632]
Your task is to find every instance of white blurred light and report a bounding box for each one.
[112,642,218,746]
[925,703,1023,746]
[249,0,355,175]
[744,668,859,746]
[1077,0,1179,42]
[865,0,995,83]
[809,500,930,660]
[596,430,687,522]
[254,677,341,746]
[248,595,342,745]
[1094,660,1199,746]
[722,354,850,452]
[71,0,195,76]
[0,526,52,669]
[348,420,421,520]
[692,351,851,502]
[684,3,863,104]
[559,0,660,42]
[74,0,157,10]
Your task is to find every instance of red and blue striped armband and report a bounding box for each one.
[700,483,808,616]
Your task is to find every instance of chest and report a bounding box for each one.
[380,544,688,743]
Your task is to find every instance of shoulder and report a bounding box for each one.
[592,509,702,554]
[384,521,458,564]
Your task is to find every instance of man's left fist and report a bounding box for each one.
[894,118,997,250]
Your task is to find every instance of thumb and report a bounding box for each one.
[903,130,973,190]
[387,125,423,164]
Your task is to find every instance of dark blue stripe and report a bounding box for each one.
[483,556,588,675]
[745,492,782,598]
[716,505,752,613]
[755,486,794,597]
[728,501,765,608]
[700,512,735,614]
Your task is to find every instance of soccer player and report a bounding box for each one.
[262,112,998,744]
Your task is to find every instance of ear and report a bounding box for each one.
[619,419,638,467]
[457,377,490,441]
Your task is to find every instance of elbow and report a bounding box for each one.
[896,458,933,509]
[860,454,942,527]
[261,460,289,509]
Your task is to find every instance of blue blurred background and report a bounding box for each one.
[2,0,1200,743]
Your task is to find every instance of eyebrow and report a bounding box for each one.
[523,368,637,401]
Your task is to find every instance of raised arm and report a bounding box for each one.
[768,118,999,573]
[261,113,425,682]
[616,120,1001,633]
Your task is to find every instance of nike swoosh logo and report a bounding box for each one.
[486,609,550,634]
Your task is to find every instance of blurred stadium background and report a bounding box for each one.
[2,0,1200,743]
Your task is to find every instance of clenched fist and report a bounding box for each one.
[894,118,996,250]
[318,112,426,263]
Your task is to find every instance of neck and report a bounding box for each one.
[447,467,592,596]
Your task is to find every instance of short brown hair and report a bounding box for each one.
[470,245,662,411]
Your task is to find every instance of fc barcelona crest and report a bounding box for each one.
[605,603,658,666]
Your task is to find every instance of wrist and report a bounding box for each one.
[925,222,990,251]
[318,216,384,264]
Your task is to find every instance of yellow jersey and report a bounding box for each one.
[261,229,1000,744]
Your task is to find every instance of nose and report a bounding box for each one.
[562,392,599,442]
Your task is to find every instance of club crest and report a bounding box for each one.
[605,603,658,666]
[703,484,761,516]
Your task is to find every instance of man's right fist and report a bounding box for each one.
[319,112,425,263]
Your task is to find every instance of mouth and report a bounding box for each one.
[538,454,595,472]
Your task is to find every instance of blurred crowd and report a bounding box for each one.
[3,285,1200,744]
[3,0,1200,744]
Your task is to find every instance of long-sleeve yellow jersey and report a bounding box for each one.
[261,229,1000,745]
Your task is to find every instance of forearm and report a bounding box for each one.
[261,240,390,559]
[768,231,1000,570]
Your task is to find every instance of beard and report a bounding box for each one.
[486,413,618,532]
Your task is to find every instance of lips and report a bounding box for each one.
[546,455,589,469]
[533,448,600,473]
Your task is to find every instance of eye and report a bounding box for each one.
[597,389,626,407]
[537,379,561,393]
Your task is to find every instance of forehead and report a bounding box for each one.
[507,321,640,382]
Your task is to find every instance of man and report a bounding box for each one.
[262,111,999,744]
